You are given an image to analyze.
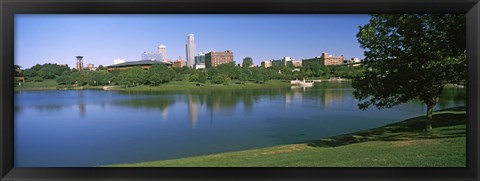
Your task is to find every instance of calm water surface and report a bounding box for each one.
[14,82,466,167]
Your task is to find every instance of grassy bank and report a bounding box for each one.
[110,80,290,91]
[107,107,466,167]
[14,80,291,92]
[14,79,58,91]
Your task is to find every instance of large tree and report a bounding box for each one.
[146,65,175,85]
[353,14,466,131]
[117,67,147,87]
[242,57,253,68]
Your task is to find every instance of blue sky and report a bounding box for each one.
[15,14,370,69]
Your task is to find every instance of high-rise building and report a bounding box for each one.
[186,34,196,68]
[158,45,166,62]
[194,52,206,69]
[76,56,84,71]
[205,50,234,68]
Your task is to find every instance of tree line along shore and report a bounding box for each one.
[14,62,363,91]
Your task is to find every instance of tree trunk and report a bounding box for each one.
[425,104,433,132]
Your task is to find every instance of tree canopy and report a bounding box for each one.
[242,57,253,68]
[23,63,71,80]
[353,14,466,131]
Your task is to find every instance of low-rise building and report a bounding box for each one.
[106,60,173,72]
[291,60,302,68]
[261,60,272,68]
[14,65,24,83]
[302,53,344,67]
[173,60,186,68]
[272,57,294,67]
[347,57,362,67]
[205,50,234,68]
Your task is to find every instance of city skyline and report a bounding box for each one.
[15,14,370,69]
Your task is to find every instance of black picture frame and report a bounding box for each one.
[1,0,479,180]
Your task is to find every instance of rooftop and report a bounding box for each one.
[106,60,172,68]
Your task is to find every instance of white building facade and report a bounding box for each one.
[194,52,206,69]
[186,34,196,68]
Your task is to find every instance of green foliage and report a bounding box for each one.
[87,70,113,86]
[30,77,43,82]
[97,65,106,71]
[23,63,71,79]
[254,73,268,84]
[30,64,43,71]
[70,72,88,85]
[189,73,199,82]
[189,71,207,83]
[56,75,72,85]
[197,72,207,83]
[216,62,239,80]
[211,74,230,84]
[147,65,175,85]
[354,14,466,130]
[173,66,193,81]
[207,68,219,80]
[238,72,249,84]
[38,68,56,79]
[117,67,147,87]
[23,69,38,78]
[242,57,253,68]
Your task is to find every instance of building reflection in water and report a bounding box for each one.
[285,83,347,111]
[285,88,304,109]
[79,103,86,117]
[113,97,174,122]
[161,107,169,120]
[322,88,344,110]
[77,91,87,117]
[187,95,198,128]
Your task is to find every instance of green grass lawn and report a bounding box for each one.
[107,107,466,167]
[14,79,58,90]
[14,79,291,91]
[110,80,291,92]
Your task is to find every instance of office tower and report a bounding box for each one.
[186,34,196,68]
[76,56,84,72]
[194,52,206,69]
[158,45,166,62]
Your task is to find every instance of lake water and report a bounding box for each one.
[14,82,466,167]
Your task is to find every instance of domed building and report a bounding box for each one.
[106,60,172,72]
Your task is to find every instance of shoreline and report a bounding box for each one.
[105,106,466,167]
[14,80,463,92]
[14,80,294,92]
